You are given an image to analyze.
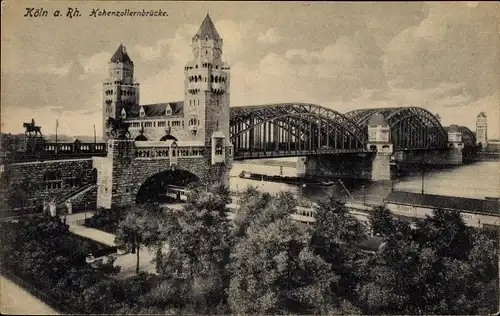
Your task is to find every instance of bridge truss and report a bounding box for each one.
[345,107,449,151]
[229,103,369,159]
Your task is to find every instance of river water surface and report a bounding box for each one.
[229,160,500,205]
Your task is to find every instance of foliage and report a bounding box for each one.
[114,202,166,274]
[0,215,104,312]
[309,194,368,305]
[3,187,497,315]
[232,186,272,237]
[157,182,234,312]
[359,208,499,315]
[229,217,340,314]
[83,206,127,233]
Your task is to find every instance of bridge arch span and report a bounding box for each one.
[345,107,448,150]
[230,103,368,158]
[457,126,476,147]
[135,169,199,204]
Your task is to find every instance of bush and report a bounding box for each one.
[0,215,127,313]
[83,207,126,233]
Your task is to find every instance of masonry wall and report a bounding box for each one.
[1,158,97,213]
[95,140,232,209]
[393,148,463,166]
[297,153,373,180]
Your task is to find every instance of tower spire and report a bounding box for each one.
[195,13,220,40]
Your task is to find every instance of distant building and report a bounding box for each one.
[384,191,500,229]
[476,112,488,149]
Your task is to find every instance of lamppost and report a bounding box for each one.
[84,202,87,220]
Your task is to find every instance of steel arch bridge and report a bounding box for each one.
[230,103,369,159]
[344,107,449,151]
[229,104,476,160]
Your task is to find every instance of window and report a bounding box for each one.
[43,171,63,190]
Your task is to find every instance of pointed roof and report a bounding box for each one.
[194,14,220,40]
[110,43,133,64]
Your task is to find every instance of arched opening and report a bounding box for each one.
[160,134,178,141]
[369,145,377,152]
[135,134,148,141]
[135,170,199,204]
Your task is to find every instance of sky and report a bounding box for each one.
[1,1,499,138]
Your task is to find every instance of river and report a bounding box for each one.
[229,160,500,205]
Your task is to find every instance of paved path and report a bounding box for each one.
[0,276,58,315]
[69,224,116,247]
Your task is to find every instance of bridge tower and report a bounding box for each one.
[367,113,392,181]
[102,44,140,140]
[476,112,488,149]
[447,125,463,164]
[183,14,231,147]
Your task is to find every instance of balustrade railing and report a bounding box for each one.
[8,142,107,162]
[134,146,206,159]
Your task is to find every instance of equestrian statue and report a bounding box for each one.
[23,118,43,137]
[106,117,131,139]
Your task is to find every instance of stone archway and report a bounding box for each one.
[135,169,199,204]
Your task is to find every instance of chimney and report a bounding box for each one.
[122,45,127,54]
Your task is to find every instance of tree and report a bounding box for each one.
[232,186,272,237]
[369,206,396,236]
[115,203,165,274]
[309,195,367,302]
[229,217,339,315]
[157,183,234,311]
[359,208,499,315]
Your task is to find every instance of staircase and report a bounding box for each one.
[56,183,96,205]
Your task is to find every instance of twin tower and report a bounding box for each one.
[101,14,230,147]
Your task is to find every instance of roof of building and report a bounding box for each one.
[194,14,220,40]
[127,101,184,118]
[477,112,487,118]
[385,191,500,216]
[367,113,389,127]
[110,44,133,65]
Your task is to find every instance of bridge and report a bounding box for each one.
[229,103,369,160]
[1,104,481,213]
[5,104,477,164]
[229,104,477,159]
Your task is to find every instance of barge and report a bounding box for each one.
[239,170,335,187]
